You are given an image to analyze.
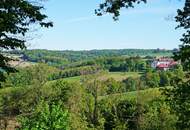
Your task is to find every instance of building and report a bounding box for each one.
[151,57,178,71]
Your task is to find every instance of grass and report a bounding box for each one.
[99,86,172,105]
[61,72,142,82]
[62,76,81,82]
[98,87,164,104]
[105,72,141,81]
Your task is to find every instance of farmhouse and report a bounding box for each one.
[151,57,178,70]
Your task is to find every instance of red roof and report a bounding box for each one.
[157,64,169,68]
[156,62,178,69]
[169,61,178,66]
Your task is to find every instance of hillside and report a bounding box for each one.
[0,50,182,130]
[9,49,173,66]
[61,72,141,82]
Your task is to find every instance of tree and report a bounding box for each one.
[143,71,160,88]
[165,1,190,129]
[96,1,190,128]
[104,78,121,94]
[159,72,170,87]
[0,0,53,84]
[96,0,147,20]
[99,98,141,130]
[17,101,70,130]
[174,1,190,71]
[164,80,190,129]
[140,98,177,130]
[123,77,138,91]
[82,73,106,129]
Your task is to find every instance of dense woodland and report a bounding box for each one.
[16,49,172,63]
[7,49,172,68]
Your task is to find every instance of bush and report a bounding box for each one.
[17,101,70,130]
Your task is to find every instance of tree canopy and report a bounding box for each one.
[96,0,147,20]
[0,0,52,83]
[174,0,190,70]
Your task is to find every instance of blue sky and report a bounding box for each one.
[29,0,185,50]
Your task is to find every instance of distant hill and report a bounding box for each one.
[8,49,173,64]
[2,52,34,68]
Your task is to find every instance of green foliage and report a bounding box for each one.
[142,67,184,88]
[164,80,190,129]
[0,87,30,117]
[50,65,101,80]
[103,78,122,94]
[159,71,170,87]
[174,1,190,71]
[0,68,181,130]
[11,49,172,69]
[83,78,103,127]
[96,0,147,20]
[17,101,69,130]
[0,0,52,84]
[60,72,141,84]
[140,98,177,130]
[143,70,160,88]
[0,79,90,129]
[101,56,147,72]
[163,2,190,129]
[1,0,189,129]
[99,88,177,130]
[0,80,71,118]
[122,77,140,91]
[1,64,59,88]
[99,99,138,130]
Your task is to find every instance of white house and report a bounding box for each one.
[151,58,178,70]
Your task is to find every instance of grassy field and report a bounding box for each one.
[99,88,161,100]
[105,72,141,81]
[61,72,142,82]
[98,87,166,106]
[62,76,82,82]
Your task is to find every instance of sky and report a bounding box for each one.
[29,0,185,50]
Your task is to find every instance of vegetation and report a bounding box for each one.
[17,101,70,130]
[1,0,190,129]
[0,0,52,85]
[8,49,172,68]
[95,0,190,128]
[0,57,185,129]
